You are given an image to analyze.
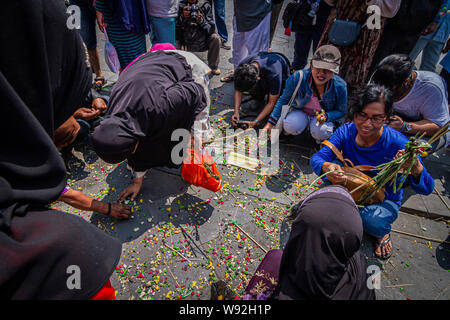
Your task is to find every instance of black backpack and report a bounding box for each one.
[282,0,316,33]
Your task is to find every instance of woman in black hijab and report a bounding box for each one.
[0,0,122,299]
[92,50,207,201]
[243,185,375,300]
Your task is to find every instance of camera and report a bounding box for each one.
[234,120,249,130]
[187,4,200,24]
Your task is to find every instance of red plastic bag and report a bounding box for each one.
[182,148,222,192]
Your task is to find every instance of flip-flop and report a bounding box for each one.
[375,235,392,260]
[94,76,107,90]
[220,72,234,83]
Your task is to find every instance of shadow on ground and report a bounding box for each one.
[89,163,215,243]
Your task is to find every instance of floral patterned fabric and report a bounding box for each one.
[243,249,282,300]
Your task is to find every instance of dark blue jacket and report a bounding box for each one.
[113,0,150,34]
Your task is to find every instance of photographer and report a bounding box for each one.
[176,0,221,75]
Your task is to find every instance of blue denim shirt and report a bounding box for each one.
[268,69,348,125]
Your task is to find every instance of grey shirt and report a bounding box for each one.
[146,0,180,18]
[394,71,450,146]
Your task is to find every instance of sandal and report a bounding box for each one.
[375,235,393,260]
[94,76,106,90]
[220,72,234,83]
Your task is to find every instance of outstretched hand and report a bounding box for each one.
[323,162,346,185]
[109,203,132,219]
[118,179,143,202]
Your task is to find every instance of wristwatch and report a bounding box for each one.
[254,119,260,126]
[404,122,413,133]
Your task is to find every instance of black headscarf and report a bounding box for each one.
[273,186,375,300]
[0,0,121,299]
[92,50,207,170]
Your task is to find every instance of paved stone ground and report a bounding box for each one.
[54,0,449,300]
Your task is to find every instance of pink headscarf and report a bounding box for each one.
[122,43,177,73]
[150,43,176,52]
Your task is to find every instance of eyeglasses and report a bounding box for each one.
[354,112,386,125]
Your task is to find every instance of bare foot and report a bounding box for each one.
[375,233,392,259]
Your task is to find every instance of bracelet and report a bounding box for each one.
[400,121,406,132]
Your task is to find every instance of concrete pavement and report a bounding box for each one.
[54,0,450,300]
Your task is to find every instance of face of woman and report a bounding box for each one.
[353,101,386,139]
[311,67,334,86]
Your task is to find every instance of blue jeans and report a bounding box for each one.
[149,16,176,45]
[359,200,399,239]
[409,37,445,72]
[211,0,228,42]
[292,5,330,70]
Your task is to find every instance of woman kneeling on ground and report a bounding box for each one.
[263,45,347,143]
[310,84,434,259]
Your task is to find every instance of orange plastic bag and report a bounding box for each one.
[182,148,222,192]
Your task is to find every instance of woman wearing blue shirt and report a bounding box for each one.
[263,45,348,143]
[310,84,434,260]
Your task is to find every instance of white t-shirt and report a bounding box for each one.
[394,71,450,146]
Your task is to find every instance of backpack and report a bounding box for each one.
[282,0,316,33]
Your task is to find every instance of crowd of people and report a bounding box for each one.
[1,0,449,300]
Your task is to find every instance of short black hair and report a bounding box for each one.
[371,54,415,89]
[234,63,259,92]
[348,83,394,119]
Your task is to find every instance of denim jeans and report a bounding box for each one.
[292,5,330,70]
[211,0,228,42]
[409,37,445,72]
[149,16,176,45]
[359,200,399,239]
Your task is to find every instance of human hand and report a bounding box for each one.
[243,120,257,129]
[118,180,143,202]
[386,115,403,131]
[232,112,240,126]
[197,11,203,23]
[421,21,438,36]
[109,203,132,219]
[92,98,107,113]
[394,149,423,178]
[73,107,101,120]
[96,11,106,33]
[183,6,190,19]
[260,122,274,140]
[322,162,346,184]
